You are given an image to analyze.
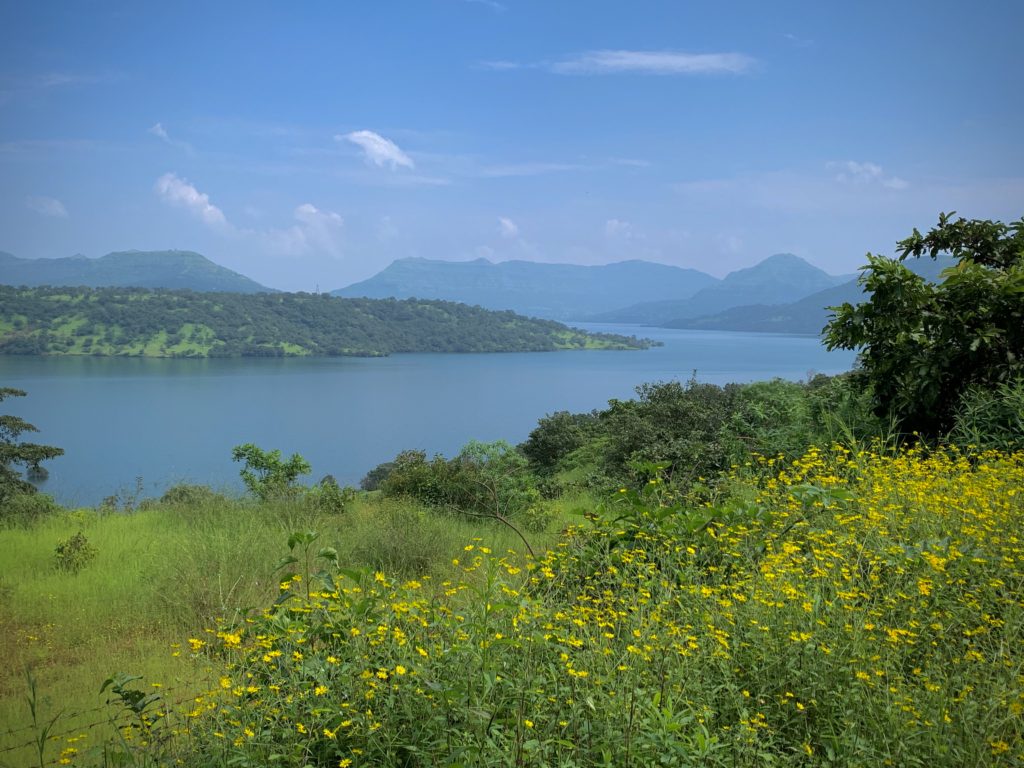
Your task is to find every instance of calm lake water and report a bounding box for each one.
[1,325,857,506]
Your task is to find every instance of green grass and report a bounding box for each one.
[0,492,557,765]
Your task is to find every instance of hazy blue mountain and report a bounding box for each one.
[0,250,272,293]
[664,253,959,335]
[589,254,852,325]
[331,258,719,320]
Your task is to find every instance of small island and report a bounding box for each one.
[0,285,654,358]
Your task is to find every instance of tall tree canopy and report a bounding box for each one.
[825,213,1024,435]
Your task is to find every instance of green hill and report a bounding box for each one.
[332,258,718,321]
[590,254,851,325]
[0,285,652,358]
[0,250,272,293]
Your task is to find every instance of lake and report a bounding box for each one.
[0,325,857,506]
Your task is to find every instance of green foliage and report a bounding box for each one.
[304,476,356,515]
[601,378,740,487]
[157,483,229,507]
[379,440,540,521]
[178,447,1024,767]
[53,531,97,574]
[359,460,395,491]
[231,443,312,501]
[0,285,651,358]
[949,378,1024,451]
[520,410,599,474]
[826,212,1024,435]
[0,387,63,505]
[0,491,61,527]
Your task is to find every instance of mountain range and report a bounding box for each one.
[3,248,953,336]
[587,254,853,325]
[332,258,718,321]
[0,250,271,293]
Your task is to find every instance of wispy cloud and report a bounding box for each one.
[154,172,228,227]
[477,60,523,71]
[498,216,519,238]
[783,32,815,48]
[604,218,632,238]
[828,160,908,190]
[552,50,754,75]
[149,122,194,154]
[462,0,505,11]
[0,71,118,103]
[480,161,585,178]
[26,196,68,218]
[483,50,755,76]
[338,130,415,170]
[269,203,345,258]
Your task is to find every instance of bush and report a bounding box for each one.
[380,441,539,521]
[54,531,97,574]
[158,483,229,507]
[304,477,355,515]
[949,378,1024,451]
[0,491,61,526]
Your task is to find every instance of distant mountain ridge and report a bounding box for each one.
[665,254,959,335]
[0,250,271,293]
[589,254,852,325]
[332,258,718,321]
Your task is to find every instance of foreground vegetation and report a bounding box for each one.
[0,286,651,358]
[1,214,1021,765]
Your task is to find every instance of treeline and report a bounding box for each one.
[0,285,652,357]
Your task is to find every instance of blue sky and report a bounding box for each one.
[1,0,1021,291]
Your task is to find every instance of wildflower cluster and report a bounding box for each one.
[180,447,1023,766]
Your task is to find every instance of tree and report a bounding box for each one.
[0,387,64,502]
[825,213,1024,436]
[231,443,311,500]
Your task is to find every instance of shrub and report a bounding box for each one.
[304,476,355,515]
[0,491,61,526]
[231,443,311,501]
[949,378,1024,451]
[158,483,228,507]
[54,531,97,574]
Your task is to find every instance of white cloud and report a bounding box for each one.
[271,203,344,257]
[550,50,754,76]
[149,122,194,153]
[338,130,414,170]
[828,160,908,190]
[604,218,632,238]
[498,216,519,238]
[154,172,227,227]
[26,195,68,217]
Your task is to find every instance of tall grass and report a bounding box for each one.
[0,493,554,766]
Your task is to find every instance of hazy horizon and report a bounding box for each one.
[2,1,1021,291]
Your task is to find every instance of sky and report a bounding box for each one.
[1,0,1022,292]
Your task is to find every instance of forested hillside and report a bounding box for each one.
[0,250,271,293]
[0,286,651,357]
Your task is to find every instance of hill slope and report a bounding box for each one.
[590,254,850,325]
[332,258,718,320]
[0,286,652,358]
[665,253,960,335]
[0,250,271,293]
